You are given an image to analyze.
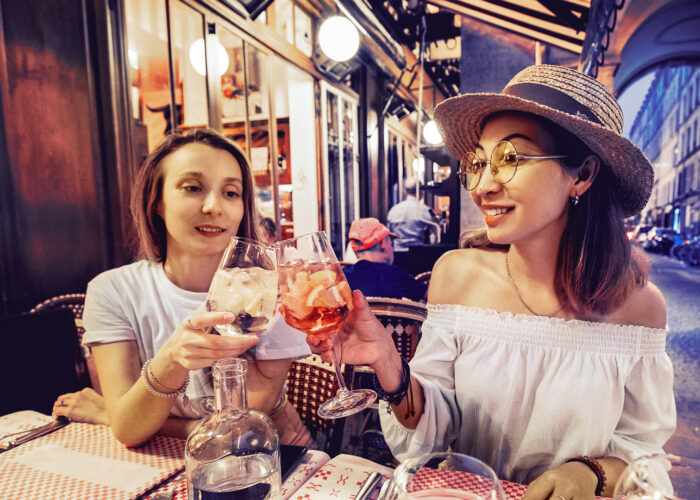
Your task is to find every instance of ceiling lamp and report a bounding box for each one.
[189,37,229,77]
[423,119,443,145]
[318,16,360,62]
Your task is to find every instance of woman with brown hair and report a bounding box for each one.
[68,129,311,447]
[311,65,675,499]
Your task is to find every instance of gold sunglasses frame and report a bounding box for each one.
[458,140,567,191]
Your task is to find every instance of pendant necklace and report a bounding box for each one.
[505,252,566,318]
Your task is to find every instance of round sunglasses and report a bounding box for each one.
[458,140,567,191]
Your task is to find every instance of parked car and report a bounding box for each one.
[644,228,685,254]
[629,224,653,245]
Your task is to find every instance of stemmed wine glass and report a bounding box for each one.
[275,231,377,419]
[378,451,506,500]
[206,236,278,337]
[190,236,278,416]
[613,454,697,500]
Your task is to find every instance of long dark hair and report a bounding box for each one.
[130,128,260,262]
[461,112,647,316]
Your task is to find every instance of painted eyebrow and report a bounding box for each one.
[475,133,535,151]
[178,171,242,185]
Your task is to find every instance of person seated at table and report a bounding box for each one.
[387,177,438,252]
[80,128,312,448]
[309,65,675,499]
[258,215,277,245]
[343,218,427,301]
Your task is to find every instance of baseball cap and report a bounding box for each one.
[348,218,396,252]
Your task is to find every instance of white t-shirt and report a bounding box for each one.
[82,260,310,418]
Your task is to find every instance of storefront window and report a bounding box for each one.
[218,26,247,152]
[123,0,171,152]
[294,6,312,57]
[271,55,317,239]
[169,0,209,131]
[266,0,313,57]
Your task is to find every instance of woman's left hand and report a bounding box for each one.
[522,461,598,500]
[52,388,109,425]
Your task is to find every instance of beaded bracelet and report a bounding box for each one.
[565,456,606,496]
[141,359,189,399]
[373,358,411,406]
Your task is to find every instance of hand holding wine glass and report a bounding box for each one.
[206,236,278,337]
[276,231,377,419]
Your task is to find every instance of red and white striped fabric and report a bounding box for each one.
[0,423,184,500]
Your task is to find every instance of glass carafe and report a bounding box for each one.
[185,358,281,499]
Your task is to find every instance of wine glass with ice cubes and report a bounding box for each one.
[189,237,278,416]
[206,236,278,337]
[275,231,376,419]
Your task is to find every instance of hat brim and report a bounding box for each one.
[434,92,654,217]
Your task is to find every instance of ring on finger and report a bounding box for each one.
[59,398,67,407]
[186,317,200,331]
[550,495,566,500]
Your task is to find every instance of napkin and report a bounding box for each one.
[291,454,394,500]
[0,423,185,500]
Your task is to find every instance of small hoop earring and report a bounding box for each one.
[570,194,580,206]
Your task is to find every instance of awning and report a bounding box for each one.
[423,0,590,54]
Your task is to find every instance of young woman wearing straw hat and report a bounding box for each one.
[310,65,675,499]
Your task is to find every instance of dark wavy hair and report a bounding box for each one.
[461,112,647,316]
[130,128,260,262]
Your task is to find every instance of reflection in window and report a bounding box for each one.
[124,0,171,152]
[169,0,209,131]
[294,6,312,57]
[218,26,247,152]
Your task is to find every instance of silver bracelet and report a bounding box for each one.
[141,359,189,399]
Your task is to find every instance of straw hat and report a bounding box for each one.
[433,64,653,217]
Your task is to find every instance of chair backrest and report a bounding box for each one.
[29,294,99,393]
[366,297,427,361]
[0,308,88,415]
[285,354,350,456]
[414,271,432,285]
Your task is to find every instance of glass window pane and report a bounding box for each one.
[294,6,312,57]
[342,99,357,246]
[271,0,294,45]
[246,45,273,209]
[124,0,171,152]
[271,55,316,239]
[169,0,209,130]
[218,26,247,152]
[326,92,342,255]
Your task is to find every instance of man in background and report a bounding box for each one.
[343,218,427,301]
[387,177,438,251]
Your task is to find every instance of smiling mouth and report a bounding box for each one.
[196,226,225,234]
[484,207,512,216]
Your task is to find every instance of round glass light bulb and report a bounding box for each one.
[319,16,360,62]
[423,120,443,145]
[189,38,230,77]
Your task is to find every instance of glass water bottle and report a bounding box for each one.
[185,358,281,499]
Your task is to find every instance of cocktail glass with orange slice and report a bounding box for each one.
[276,232,377,419]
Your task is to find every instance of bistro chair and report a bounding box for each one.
[285,354,353,457]
[1,302,89,415]
[351,297,428,462]
[29,293,100,393]
[414,270,432,286]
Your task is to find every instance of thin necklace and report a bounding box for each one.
[505,252,566,318]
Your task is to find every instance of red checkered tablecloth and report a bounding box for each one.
[0,423,184,500]
[408,468,611,500]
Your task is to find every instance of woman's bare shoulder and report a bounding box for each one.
[429,247,504,304]
[607,281,667,330]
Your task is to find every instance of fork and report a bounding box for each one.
[151,475,186,500]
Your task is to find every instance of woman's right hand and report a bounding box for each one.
[161,311,259,371]
[307,290,395,367]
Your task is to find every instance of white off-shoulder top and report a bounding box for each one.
[379,304,676,484]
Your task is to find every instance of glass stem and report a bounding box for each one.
[331,336,349,395]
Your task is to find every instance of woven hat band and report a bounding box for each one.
[503,83,603,126]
